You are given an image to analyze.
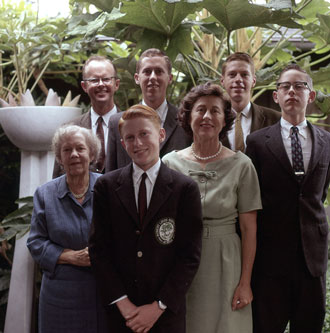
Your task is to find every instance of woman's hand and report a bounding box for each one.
[57,247,91,266]
[231,283,253,311]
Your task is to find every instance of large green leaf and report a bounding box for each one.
[114,0,202,35]
[311,66,330,93]
[135,29,168,54]
[203,0,302,31]
[298,0,330,22]
[167,24,194,61]
[74,0,120,12]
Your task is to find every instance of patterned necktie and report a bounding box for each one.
[235,112,245,152]
[290,126,304,182]
[96,116,105,172]
[138,173,147,225]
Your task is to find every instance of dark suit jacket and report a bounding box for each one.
[246,121,330,278]
[105,103,192,172]
[222,103,281,149]
[88,162,203,332]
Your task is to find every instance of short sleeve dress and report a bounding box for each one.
[27,172,108,333]
[162,151,262,333]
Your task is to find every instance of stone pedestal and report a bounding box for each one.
[0,106,81,333]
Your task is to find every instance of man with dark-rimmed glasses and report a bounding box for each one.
[53,55,120,177]
[246,63,330,333]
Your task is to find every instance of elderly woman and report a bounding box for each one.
[162,83,261,333]
[27,125,108,333]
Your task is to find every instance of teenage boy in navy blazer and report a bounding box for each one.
[89,105,203,333]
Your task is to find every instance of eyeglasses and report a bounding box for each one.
[83,77,116,85]
[276,81,311,92]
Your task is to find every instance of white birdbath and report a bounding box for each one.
[0,106,82,333]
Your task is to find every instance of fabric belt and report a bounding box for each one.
[203,224,236,238]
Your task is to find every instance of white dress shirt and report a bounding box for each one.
[132,159,161,209]
[91,105,117,154]
[227,102,252,150]
[142,99,168,127]
[280,117,311,172]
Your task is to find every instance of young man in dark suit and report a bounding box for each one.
[53,55,120,177]
[105,48,191,172]
[89,105,203,332]
[246,64,330,333]
[221,52,280,152]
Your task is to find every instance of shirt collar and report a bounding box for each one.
[91,105,117,128]
[57,174,70,199]
[232,102,251,118]
[280,117,308,139]
[132,159,161,186]
[142,99,168,124]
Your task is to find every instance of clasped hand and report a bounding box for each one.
[117,298,164,333]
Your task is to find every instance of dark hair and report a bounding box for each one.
[277,63,313,89]
[82,55,117,79]
[118,104,161,138]
[178,83,235,141]
[136,48,172,74]
[222,52,255,75]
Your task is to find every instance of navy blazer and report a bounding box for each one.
[246,121,330,277]
[105,103,192,172]
[89,162,203,332]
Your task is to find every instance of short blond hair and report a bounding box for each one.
[118,105,161,138]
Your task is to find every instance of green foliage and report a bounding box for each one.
[0,197,33,242]
[203,0,301,31]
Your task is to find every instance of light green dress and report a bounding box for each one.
[162,151,262,333]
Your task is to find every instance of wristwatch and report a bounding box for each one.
[158,300,167,310]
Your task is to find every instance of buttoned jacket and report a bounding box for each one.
[88,162,203,331]
[246,121,330,277]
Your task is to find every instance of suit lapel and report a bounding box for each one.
[161,103,178,151]
[115,164,140,226]
[250,103,265,132]
[305,122,326,176]
[79,111,92,128]
[143,163,173,229]
[265,122,295,178]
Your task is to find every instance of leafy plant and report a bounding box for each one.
[69,0,330,120]
[0,197,33,243]
[0,1,90,104]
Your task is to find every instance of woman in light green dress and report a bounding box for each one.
[163,83,261,333]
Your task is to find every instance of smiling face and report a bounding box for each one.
[221,60,256,111]
[59,132,92,177]
[190,95,226,142]
[121,117,165,171]
[81,60,119,114]
[273,69,316,125]
[134,56,173,109]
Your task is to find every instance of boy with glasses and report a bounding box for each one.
[246,64,330,333]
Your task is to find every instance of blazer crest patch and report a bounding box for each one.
[155,218,175,245]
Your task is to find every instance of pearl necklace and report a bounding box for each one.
[69,183,89,199]
[191,142,223,161]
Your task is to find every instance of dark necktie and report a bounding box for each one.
[291,126,304,182]
[138,173,147,224]
[96,116,105,172]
